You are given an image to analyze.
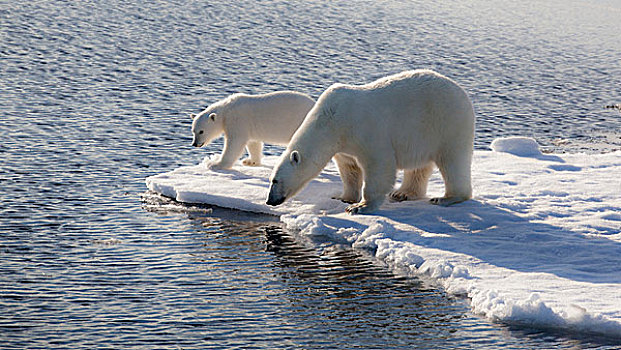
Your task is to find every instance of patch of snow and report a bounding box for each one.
[491,137,542,156]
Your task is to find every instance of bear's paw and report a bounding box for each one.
[242,158,261,167]
[389,190,410,202]
[345,201,376,215]
[429,196,469,206]
[206,161,231,171]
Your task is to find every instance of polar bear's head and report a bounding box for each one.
[266,140,336,206]
[266,149,317,206]
[191,109,224,147]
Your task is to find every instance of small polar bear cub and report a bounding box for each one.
[191,91,315,169]
[267,69,475,214]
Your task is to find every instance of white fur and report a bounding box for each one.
[267,70,475,214]
[191,91,315,169]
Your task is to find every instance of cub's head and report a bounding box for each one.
[191,110,224,147]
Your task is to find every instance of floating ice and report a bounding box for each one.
[146,138,621,338]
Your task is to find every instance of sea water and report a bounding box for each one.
[1,0,620,348]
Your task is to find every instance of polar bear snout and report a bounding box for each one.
[266,194,285,206]
[191,137,204,148]
[266,180,287,206]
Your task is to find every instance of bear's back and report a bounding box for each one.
[232,91,315,144]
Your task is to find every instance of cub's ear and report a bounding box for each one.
[290,150,300,165]
[209,113,217,121]
[190,113,196,120]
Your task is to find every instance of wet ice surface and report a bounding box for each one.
[2,0,620,348]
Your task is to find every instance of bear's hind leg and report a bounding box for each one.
[242,141,263,166]
[332,153,362,203]
[432,150,472,206]
[389,163,434,202]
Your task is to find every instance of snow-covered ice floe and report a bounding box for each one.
[146,137,621,338]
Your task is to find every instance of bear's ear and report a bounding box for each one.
[209,113,217,121]
[290,150,301,165]
[190,113,196,120]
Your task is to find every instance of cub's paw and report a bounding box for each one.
[206,161,229,171]
[242,158,260,166]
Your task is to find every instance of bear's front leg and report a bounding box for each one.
[207,137,247,170]
[345,156,396,215]
[332,153,362,203]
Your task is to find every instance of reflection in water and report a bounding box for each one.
[263,225,466,344]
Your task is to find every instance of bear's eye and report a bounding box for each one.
[199,130,204,135]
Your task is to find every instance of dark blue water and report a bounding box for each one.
[2,0,620,349]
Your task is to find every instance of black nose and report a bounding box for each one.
[266,197,285,206]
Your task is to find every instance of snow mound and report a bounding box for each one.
[146,139,621,339]
[491,137,542,156]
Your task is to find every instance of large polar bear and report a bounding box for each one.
[266,69,475,214]
[191,91,315,169]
